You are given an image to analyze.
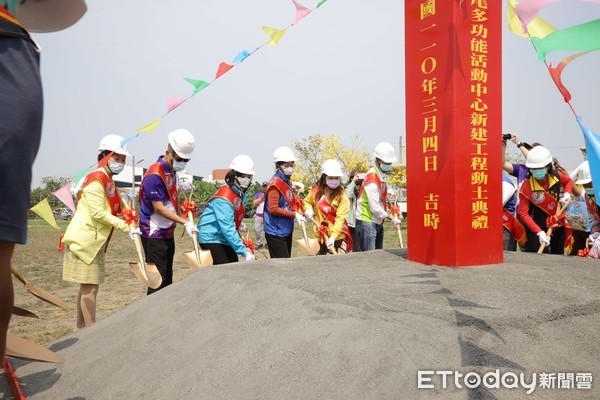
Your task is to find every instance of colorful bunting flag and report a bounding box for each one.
[52,183,76,212]
[215,62,234,79]
[547,52,589,102]
[73,166,92,189]
[232,50,250,64]
[184,78,210,95]
[136,117,161,133]
[166,97,185,112]
[121,134,139,147]
[30,199,59,229]
[317,0,327,7]
[531,19,600,61]
[578,117,600,200]
[262,26,285,45]
[508,0,556,39]
[292,0,311,24]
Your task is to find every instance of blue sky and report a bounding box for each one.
[30,0,599,185]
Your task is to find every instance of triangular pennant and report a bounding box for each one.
[578,117,600,200]
[136,117,161,133]
[531,19,600,61]
[292,0,311,24]
[166,97,185,112]
[215,62,234,79]
[262,26,285,45]
[30,199,59,229]
[547,52,589,103]
[97,152,113,168]
[52,183,76,212]
[184,78,210,95]
[121,134,139,147]
[317,0,327,7]
[73,166,92,190]
[507,0,555,39]
[232,50,250,64]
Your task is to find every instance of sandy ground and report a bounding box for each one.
[2,249,600,400]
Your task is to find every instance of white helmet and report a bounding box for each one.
[321,159,343,177]
[374,142,397,163]
[168,129,195,159]
[230,154,255,175]
[575,161,592,185]
[525,146,552,168]
[98,134,130,156]
[273,146,297,162]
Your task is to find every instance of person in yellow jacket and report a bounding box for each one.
[303,159,353,254]
[62,135,141,329]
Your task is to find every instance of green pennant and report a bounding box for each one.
[531,19,600,61]
[317,0,327,7]
[184,78,210,95]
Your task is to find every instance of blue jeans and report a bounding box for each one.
[356,220,384,251]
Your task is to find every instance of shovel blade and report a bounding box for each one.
[295,238,320,256]
[6,335,64,363]
[183,250,213,270]
[129,261,162,289]
[26,284,69,310]
[12,306,39,319]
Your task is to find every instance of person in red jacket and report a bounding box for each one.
[518,147,573,254]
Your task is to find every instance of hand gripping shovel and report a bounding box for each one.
[10,266,68,309]
[308,216,338,255]
[6,335,64,363]
[295,220,320,256]
[538,197,572,254]
[182,211,213,269]
[121,199,162,289]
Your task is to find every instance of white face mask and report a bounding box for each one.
[326,178,340,189]
[282,166,294,176]
[172,160,187,172]
[237,177,252,189]
[108,161,125,175]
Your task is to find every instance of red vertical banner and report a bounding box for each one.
[405,0,503,266]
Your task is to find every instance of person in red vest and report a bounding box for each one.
[62,135,141,329]
[197,155,257,264]
[518,146,574,254]
[0,0,86,359]
[139,129,198,294]
[303,159,353,254]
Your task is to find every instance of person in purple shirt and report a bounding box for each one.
[139,129,198,294]
[252,182,268,249]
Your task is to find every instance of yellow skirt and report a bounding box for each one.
[63,246,105,285]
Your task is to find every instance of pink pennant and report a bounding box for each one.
[215,62,234,79]
[292,0,311,24]
[52,183,76,212]
[515,0,600,32]
[166,98,185,113]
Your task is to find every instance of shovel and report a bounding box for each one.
[392,195,404,248]
[121,199,162,289]
[12,306,39,319]
[295,220,320,256]
[10,267,68,309]
[308,216,338,255]
[538,197,572,254]
[5,335,64,363]
[182,211,213,269]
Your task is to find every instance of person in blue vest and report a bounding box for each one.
[264,147,306,258]
[197,155,257,264]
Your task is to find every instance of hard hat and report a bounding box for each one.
[273,146,297,162]
[525,146,553,168]
[575,161,592,185]
[98,134,130,156]
[229,154,255,175]
[16,0,87,33]
[373,142,397,163]
[168,129,195,159]
[321,159,343,177]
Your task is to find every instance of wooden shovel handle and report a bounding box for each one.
[187,211,201,264]
[537,197,572,254]
[299,221,310,248]
[10,266,28,287]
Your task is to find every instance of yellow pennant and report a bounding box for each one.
[136,117,161,133]
[30,199,59,229]
[262,26,285,45]
[507,0,555,39]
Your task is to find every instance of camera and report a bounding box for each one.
[502,134,513,140]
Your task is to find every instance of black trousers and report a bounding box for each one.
[524,226,565,254]
[199,242,239,265]
[266,233,293,258]
[349,226,362,252]
[141,237,175,295]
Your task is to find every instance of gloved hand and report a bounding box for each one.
[295,212,306,224]
[292,181,305,192]
[537,231,551,246]
[390,217,401,227]
[184,221,199,237]
[122,189,136,204]
[304,208,314,220]
[239,222,248,233]
[589,232,600,242]
[325,237,335,248]
[245,252,256,262]
[559,192,571,204]
[180,181,195,193]
[128,227,142,240]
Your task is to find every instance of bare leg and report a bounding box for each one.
[75,285,84,330]
[0,241,15,359]
[78,284,99,328]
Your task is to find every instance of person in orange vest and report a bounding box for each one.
[303,159,352,254]
[197,155,257,264]
[518,146,574,254]
[0,0,87,359]
[62,135,141,329]
[139,129,198,294]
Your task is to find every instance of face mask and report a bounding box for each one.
[282,166,294,176]
[108,161,125,175]
[237,177,252,189]
[326,178,340,189]
[585,188,595,196]
[379,163,392,173]
[172,161,187,172]
[530,169,547,181]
